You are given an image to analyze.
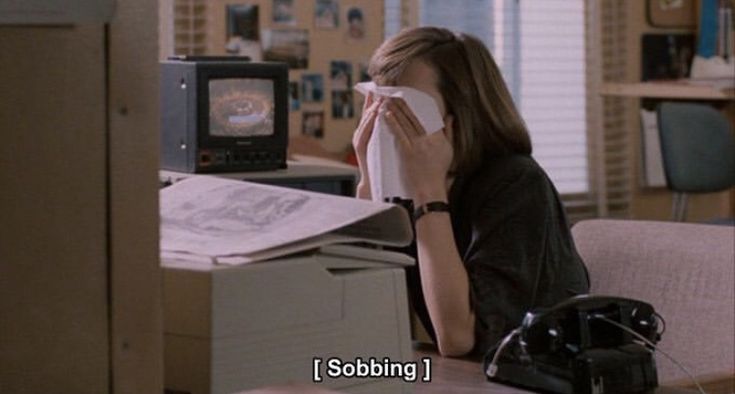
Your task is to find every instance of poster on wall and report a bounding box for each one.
[330,60,354,119]
[303,111,325,138]
[315,0,339,29]
[346,7,365,40]
[273,0,296,25]
[330,61,352,91]
[355,63,371,116]
[225,4,263,60]
[263,29,310,69]
[289,81,301,110]
[301,74,324,102]
[332,91,354,119]
[358,63,371,83]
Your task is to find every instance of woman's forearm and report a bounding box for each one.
[355,160,371,200]
[355,180,371,200]
[415,211,476,356]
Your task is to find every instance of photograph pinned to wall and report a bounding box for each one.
[301,74,324,102]
[346,7,365,40]
[332,90,354,119]
[262,29,309,69]
[330,61,352,91]
[358,62,370,82]
[302,111,325,138]
[355,63,371,115]
[289,81,300,111]
[315,0,339,29]
[273,0,296,25]
[225,4,263,61]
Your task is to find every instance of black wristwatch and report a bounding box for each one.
[412,201,450,222]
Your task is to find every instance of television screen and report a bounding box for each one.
[209,78,275,137]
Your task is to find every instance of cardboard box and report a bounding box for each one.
[163,251,413,394]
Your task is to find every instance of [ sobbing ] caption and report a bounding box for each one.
[312,357,432,383]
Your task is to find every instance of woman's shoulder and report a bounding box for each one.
[450,154,556,216]
[485,153,543,174]
[464,154,550,194]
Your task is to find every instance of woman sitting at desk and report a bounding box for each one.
[352,27,590,357]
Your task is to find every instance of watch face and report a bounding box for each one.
[209,78,275,137]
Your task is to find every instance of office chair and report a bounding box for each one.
[657,102,735,222]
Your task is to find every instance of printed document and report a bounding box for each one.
[160,176,412,264]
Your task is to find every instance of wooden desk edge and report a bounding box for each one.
[600,82,735,100]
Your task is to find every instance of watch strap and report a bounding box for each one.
[412,201,450,222]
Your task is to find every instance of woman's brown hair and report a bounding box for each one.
[368,26,532,175]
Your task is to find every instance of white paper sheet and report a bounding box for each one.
[160,176,412,264]
[354,81,445,201]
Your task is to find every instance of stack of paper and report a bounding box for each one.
[160,175,413,265]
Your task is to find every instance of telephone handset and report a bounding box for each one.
[484,295,663,394]
[521,295,660,354]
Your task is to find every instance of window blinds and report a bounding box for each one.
[417,0,589,195]
[518,1,588,194]
[385,0,403,38]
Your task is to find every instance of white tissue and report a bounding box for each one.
[354,81,445,201]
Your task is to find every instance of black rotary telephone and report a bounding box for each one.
[484,295,663,394]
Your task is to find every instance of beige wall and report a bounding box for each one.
[623,0,734,222]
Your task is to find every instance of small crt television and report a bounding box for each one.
[161,56,288,173]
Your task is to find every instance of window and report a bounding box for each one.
[416,0,589,194]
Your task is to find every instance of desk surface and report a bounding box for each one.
[239,346,698,394]
[160,161,358,182]
[412,346,697,394]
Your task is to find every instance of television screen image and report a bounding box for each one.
[209,78,275,137]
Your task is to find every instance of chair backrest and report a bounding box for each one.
[571,219,735,383]
[657,102,735,193]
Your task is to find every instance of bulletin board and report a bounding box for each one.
[207,0,385,154]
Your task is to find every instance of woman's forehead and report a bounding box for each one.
[395,60,446,114]
[396,60,436,86]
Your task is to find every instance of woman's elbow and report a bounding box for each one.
[436,324,475,357]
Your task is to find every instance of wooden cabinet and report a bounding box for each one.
[0,1,162,392]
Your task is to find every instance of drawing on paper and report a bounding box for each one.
[162,184,310,236]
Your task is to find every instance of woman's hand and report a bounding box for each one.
[384,99,474,356]
[383,97,454,204]
[352,93,382,199]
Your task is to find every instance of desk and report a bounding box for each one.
[159,161,358,196]
[413,345,698,394]
[600,81,735,100]
[239,346,699,394]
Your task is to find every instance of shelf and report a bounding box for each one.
[600,81,735,100]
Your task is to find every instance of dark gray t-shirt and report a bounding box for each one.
[405,154,590,357]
